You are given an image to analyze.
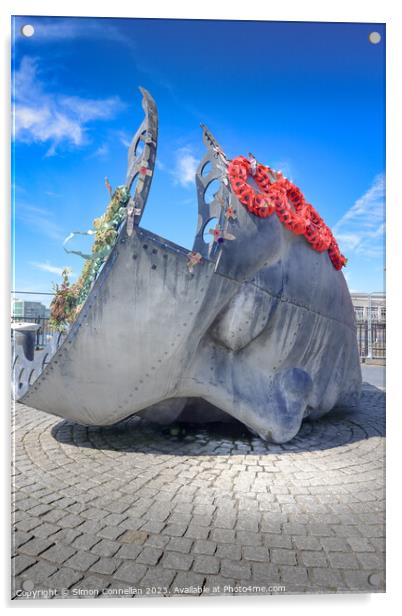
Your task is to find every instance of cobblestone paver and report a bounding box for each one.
[11,383,385,599]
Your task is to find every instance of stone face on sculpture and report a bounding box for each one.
[14,88,362,443]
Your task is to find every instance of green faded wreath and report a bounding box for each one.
[49,185,130,331]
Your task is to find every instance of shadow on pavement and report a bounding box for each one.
[50,382,385,456]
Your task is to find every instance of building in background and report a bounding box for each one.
[350,293,385,361]
[12,299,47,319]
[350,292,386,323]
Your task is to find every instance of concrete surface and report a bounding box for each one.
[360,365,385,391]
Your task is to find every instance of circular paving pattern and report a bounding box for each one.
[12,384,385,600]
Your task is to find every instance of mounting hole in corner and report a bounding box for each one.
[21,24,35,37]
[368,31,381,44]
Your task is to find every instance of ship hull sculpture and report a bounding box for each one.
[14,89,361,443]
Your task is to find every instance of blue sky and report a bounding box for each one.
[11,16,385,306]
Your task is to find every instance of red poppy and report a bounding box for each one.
[227,155,346,270]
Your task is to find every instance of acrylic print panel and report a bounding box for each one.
[11,16,385,599]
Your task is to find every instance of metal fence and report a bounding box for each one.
[11,316,53,348]
[356,320,386,359]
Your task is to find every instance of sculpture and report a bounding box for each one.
[13,88,361,443]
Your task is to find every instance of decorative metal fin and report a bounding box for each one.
[125,87,158,234]
[192,124,233,261]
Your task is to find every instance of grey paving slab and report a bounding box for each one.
[161,551,193,571]
[192,555,220,574]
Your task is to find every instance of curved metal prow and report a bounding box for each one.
[125,87,158,234]
[13,88,159,401]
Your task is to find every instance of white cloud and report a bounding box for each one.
[333,174,385,259]
[30,262,74,276]
[155,159,166,171]
[115,130,132,149]
[20,18,136,49]
[15,203,65,242]
[90,143,110,159]
[60,96,122,122]
[171,147,198,187]
[13,56,124,154]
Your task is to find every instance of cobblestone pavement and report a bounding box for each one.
[12,383,385,600]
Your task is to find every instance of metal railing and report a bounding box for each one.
[356,320,386,359]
